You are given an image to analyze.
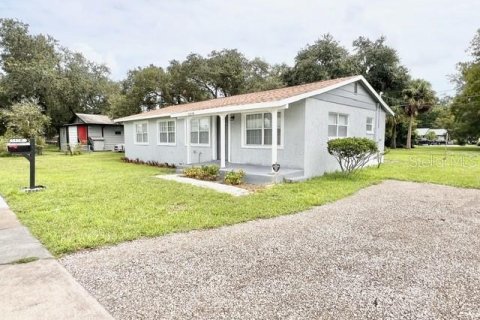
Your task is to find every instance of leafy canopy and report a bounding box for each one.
[1,99,51,138]
[402,79,436,148]
[0,18,113,133]
[450,29,480,142]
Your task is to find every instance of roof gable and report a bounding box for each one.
[75,113,115,125]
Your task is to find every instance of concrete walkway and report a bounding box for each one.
[0,196,113,320]
[0,205,52,264]
[157,174,251,196]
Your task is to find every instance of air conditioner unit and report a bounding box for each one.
[114,144,125,152]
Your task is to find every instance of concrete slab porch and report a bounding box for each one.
[177,161,305,184]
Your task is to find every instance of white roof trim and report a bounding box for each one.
[115,75,393,122]
[114,113,174,122]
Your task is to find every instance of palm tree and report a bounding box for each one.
[402,79,436,148]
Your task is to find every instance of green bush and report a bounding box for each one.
[0,136,10,157]
[35,136,46,155]
[224,170,246,185]
[120,157,176,168]
[183,165,219,181]
[201,165,220,178]
[327,137,378,174]
[183,167,202,179]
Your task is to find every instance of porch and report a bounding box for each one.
[184,108,286,172]
[177,161,305,184]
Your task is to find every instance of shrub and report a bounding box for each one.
[224,170,245,185]
[183,165,219,181]
[0,136,10,157]
[327,137,378,174]
[35,136,46,155]
[120,157,176,168]
[201,165,220,179]
[65,144,83,156]
[183,167,203,179]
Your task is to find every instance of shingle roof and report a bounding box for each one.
[115,75,392,122]
[75,113,115,125]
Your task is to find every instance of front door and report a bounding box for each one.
[215,116,228,161]
[77,125,88,144]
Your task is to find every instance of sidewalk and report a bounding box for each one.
[0,196,113,320]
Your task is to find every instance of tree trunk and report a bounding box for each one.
[390,118,397,149]
[406,113,414,149]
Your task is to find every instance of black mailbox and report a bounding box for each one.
[7,139,31,154]
[6,137,43,191]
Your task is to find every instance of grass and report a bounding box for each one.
[0,146,478,256]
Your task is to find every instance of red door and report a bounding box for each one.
[77,125,88,144]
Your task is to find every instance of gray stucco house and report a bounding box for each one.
[115,75,393,182]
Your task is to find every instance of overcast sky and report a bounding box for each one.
[1,0,479,96]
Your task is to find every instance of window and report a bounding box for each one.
[115,131,122,135]
[190,117,209,145]
[158,120,176,144]
[245,112,281,146]
[354,82,358,94]
[328,113,348,138]
[366,117,374,134]
[135,122,148,144]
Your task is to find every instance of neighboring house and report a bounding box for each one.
[416,128,449,145]
[115,75,393,182]
[60,113,124,151]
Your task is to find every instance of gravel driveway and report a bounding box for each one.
[61,181,480,320]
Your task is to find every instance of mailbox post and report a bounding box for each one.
[7,137,44,191]
[28,137,36,189]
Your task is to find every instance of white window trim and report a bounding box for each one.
[189,117,211,147]
[327,112,349,139]
[366,116,375,135]
[157,119,176,146]
[134,121,149,145]
[241,110,284,149]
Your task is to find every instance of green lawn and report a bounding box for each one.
[0,146,478,256]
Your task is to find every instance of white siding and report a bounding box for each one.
[103,126,124,151]
[60,127,68,151]
[88,125,102,137]
[68,126,78,147]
